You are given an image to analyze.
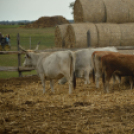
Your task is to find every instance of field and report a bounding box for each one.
[0,25,55,79]
[1,76,134,134]
[0,25,55,50]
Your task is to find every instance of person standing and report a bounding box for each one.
[6,34,11,46]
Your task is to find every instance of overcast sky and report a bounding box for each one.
[0,0,75,21]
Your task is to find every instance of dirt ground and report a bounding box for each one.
[0,75,134,134]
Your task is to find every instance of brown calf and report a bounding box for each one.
[101,53,134,93]
[91,51,120,88]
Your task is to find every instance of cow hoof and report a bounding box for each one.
[84,82,90,84]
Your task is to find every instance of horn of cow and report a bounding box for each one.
[19,45,27,52]
[34,41,40,51]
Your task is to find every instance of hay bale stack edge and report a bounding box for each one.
[74,0,134,23]
[55,24,69,48]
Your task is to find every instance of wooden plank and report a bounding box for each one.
[0,66,18,71]
[0,66,35,72]
[0,51,24,54]
[19,66,35,71]
[0,46,134,55]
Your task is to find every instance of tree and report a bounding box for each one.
[69,2,75,14]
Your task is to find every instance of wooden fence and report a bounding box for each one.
[1,33,134,77]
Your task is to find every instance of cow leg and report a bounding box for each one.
[64,74,73,94]
[95,62,101,88]
[39,73,45,93]
[67,78,73,94]
[105,80,110,93]
[95,71,101,88]
[129,76,133,90]
[102,72,109,93]
[69,80,72,94]
[83,69,90,84]
[112,74,121,88]
[105,71,113,93]
[112,74,116,89]
[102,72,106,92]
[116,75,121,88]
[103,71,113,93]
[50,80,54,92]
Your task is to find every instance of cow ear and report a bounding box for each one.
[34,41,40,51]
[34,45,39,51]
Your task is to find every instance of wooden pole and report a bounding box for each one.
[17,33,22,77]
[30,36,31,49]
[87,30,90,47]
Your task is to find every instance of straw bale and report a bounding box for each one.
[55,24,69,48]
[119,23,134,46]
[24,16,69,28]
[103,0,134,23]
[64,23,98,48]
[57,23,134,48]
[74,0,106,23]
[95,23,121,47]
[74,0,134,23]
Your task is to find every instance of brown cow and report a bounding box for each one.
[101,53,134,93]
[91,51,120,89]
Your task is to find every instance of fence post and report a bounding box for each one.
[87,30,90,47]
[17,33,22,77]
[30,36,31,49]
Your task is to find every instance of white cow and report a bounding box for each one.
[20,45,76,94]
[58,47,118,85]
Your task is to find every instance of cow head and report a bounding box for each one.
[19,42,40,67]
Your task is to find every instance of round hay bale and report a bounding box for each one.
[55,24,69,48]
[95,23,121,47]
[74,0,134,23]
[74,0,106,23]
[64,23,98,48]
[119,23,134,46]
[103,0,134,23]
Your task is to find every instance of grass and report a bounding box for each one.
[0,25,56,79]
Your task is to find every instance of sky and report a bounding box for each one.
[0,0,75,21]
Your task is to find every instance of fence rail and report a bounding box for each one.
[0,66,35,72]
[1,45,134,55]
[1,45,134,75]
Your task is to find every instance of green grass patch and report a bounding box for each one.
[0,25,55,50]
[0,25,56,79]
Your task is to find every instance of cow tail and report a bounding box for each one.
[70,52,76,89]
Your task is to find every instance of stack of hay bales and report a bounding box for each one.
[25,16,69,28]
[55,0,134,48]
[74,0,134,23]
